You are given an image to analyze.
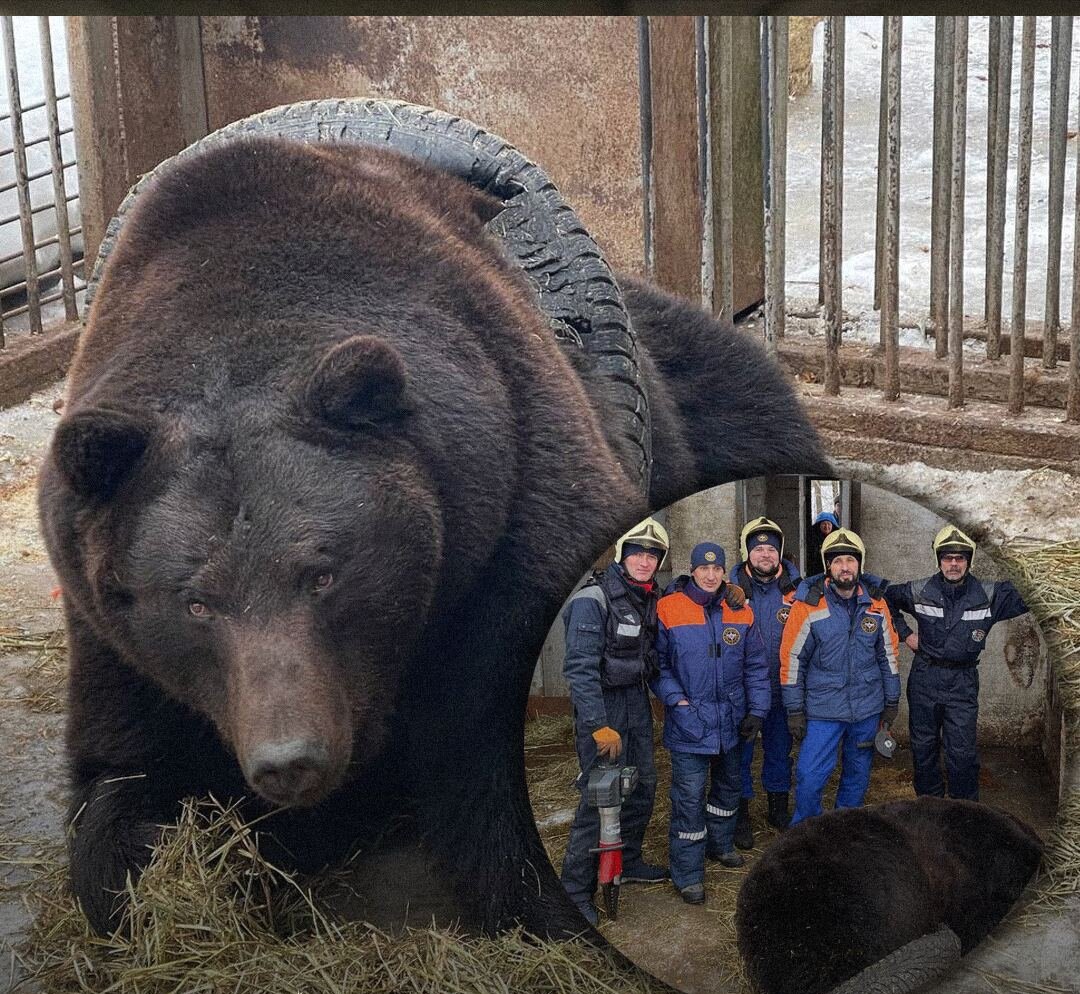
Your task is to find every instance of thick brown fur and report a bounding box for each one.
[39,137,827,939]
[735,797,1043,994]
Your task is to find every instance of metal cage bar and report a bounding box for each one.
[1043,15,1073,370]
[881,16,902,401]
[947,16,968,409]
[986,16,1013,361]
[1010,17,1037,416]
[821,16,844,396]
[763,15,788,354]
[1,15,42,334]
[930,16,954,359]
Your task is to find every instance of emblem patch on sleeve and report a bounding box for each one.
[777,606,791,624]
[723,627,742,645]
[971,629,986,642]
[860,616,879,634]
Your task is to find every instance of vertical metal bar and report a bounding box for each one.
[822,16,843,396]
[874,16,889,318]
[986,16,1013,361]
[947,17,968,409]
[715,16,734,321]
[1,16,42,333]
[638,17,654,280]
[38,16,77,322]
[882,17,902,400]
[984,16,1001,325]
[1070,61,1080,421]
[818,17,832,308]
[931,16,954,358]
[1043,15,1072,370]
[697,16,713,310]
[833,17,845,310]
[1010,17,1037,416]
[765,16,788,352]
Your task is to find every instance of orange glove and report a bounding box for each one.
[592,726,622,760]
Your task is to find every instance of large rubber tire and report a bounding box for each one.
[826,925,962,994]
[87,98,651,494]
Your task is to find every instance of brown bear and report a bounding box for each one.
[39,134,827,939]
[735,797,1043,994]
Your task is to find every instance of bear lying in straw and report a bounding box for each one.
[39,101,827,939]
[735,797,1043,994]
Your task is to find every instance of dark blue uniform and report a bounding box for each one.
[730,560,801,799]
[560,562,658,909]
[885,572,1028,800]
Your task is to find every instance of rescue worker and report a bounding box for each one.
[807,510,840,577]
[780,529,901,825]
[560,517,670,926]
[885,525,1029,801]
[652,542,769,905]
[730,517,802,843]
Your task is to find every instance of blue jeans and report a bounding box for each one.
[907,658,980,800]
[668,747,741,889]
[740,698,793,797]
[790,713,880,826]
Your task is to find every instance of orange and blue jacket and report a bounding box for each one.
[651,577,769,754]
[779,574,901,723]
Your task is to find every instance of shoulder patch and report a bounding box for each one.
[722,627,742,646]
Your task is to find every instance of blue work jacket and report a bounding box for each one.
[651,578,769,754]
[779,575,901,723]
[730,559,801,694]
[885,572,1028,667]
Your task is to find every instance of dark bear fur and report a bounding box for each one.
[735,797,1043,994]
[39,137,828,939]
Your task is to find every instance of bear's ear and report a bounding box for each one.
[305,335,409,428]
[52,409,151,501]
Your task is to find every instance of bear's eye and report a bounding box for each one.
[188,600,213,619]
[313,573,334,593]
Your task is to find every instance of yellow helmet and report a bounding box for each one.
[741,516,784,561]
[615,517,669,569]
[932,524,976,565]
[821,528,865,570]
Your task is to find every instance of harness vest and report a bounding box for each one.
[576,565,659,688]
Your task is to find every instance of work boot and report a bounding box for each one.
[678,882,706,905]
[767,791,791,830]
[717,851,746,869]
[574,901,599,927]
[734,797,754,850]
[621,862,670,884]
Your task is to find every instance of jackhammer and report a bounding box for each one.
[586,762,639,919]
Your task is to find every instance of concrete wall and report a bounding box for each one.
[532,476,1050,756]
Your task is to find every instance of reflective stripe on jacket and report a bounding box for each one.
[885,572,1028,665]
[779,576,901,722]
[652,580,769,754]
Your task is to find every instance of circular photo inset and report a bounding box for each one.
[528,474,1065,994]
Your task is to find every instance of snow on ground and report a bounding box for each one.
[788,16,1080,343]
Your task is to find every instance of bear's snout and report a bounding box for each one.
[246,739,333,808]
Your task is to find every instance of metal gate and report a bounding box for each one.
[0,15,82,351]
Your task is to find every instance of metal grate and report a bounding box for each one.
[0,14,83,350]
[759,15,1080,422]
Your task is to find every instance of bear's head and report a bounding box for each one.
[48,333,454,807]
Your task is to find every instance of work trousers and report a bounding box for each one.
[907,657,980,800]
[560,684,657,907]
[740,697,793,797]
[667,746,741,890]
[790,713,880,826]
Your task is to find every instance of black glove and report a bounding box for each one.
[881,703,899,728]
[723,582,747,609]
[739,713,763,741]
[787,711,807,742]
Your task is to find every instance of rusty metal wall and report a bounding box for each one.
[199,16,645,274]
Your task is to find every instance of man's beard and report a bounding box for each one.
[749,563,779,581]
[832,575,858,591]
